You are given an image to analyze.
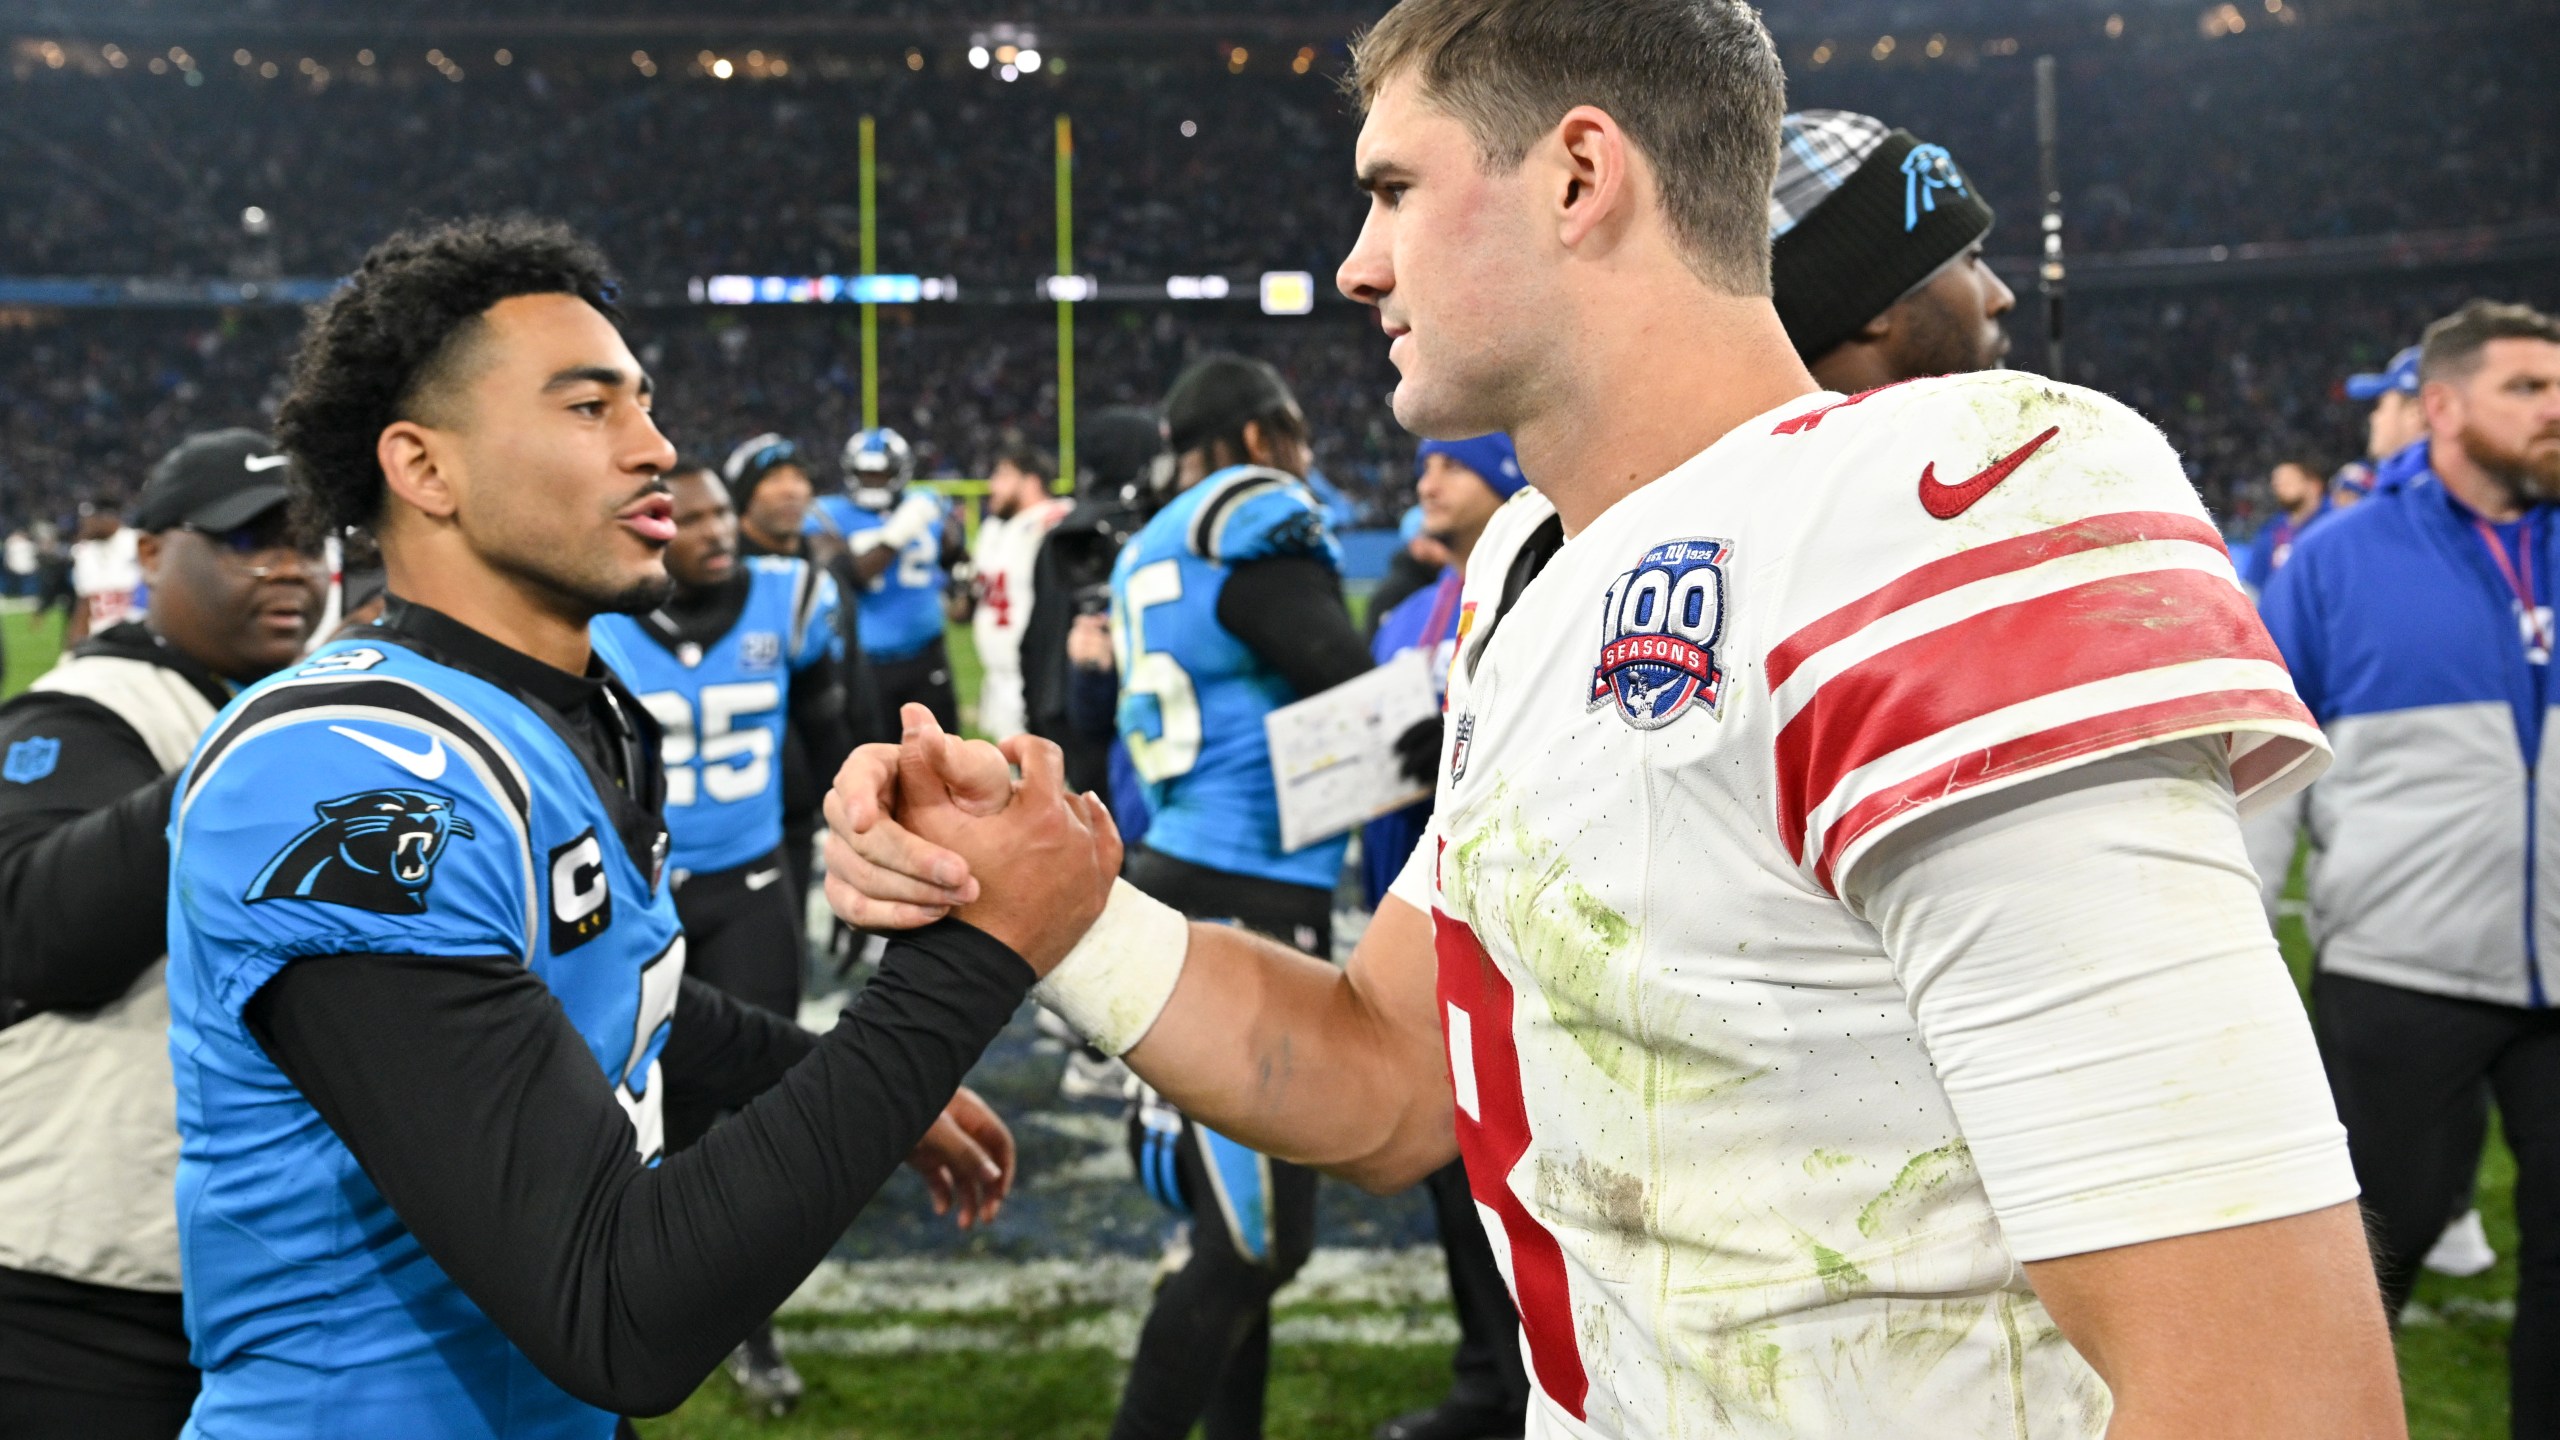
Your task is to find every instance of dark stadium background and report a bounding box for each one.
[4,1,2554,1433]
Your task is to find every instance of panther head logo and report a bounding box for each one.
[248,789,475,915]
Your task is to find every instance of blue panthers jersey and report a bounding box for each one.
[592,558,840,876]
[809,492,948,660]
[1110,465,1348,890]
[166,629,685,1440]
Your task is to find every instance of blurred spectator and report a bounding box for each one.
[2236,460,2333,598]
[2259,300,2560,1430]
[66,503,142,645]
[0,431,323,1440]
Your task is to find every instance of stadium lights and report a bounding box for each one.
[1042,275,1098,303]
[494,49,512,67]
[968,45,989,68]
[1810,42,1833,65]
[1000,64,1019,82]
[694,274,959,305]
[1259,271,1316,316]
[1019,49,1042,72]
[241,206,271,236]
[907,50,925,71]
[1166,276,1232,300]
[1180,119,1198,137]
[712,57,734,79]
[357,49,374,66]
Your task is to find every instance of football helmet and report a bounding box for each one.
[842,427,915,513]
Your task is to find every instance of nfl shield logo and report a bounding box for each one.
[3,736,59,784]
[1590,538,1730,730]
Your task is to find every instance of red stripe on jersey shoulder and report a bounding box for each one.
[1434,909,1590,1420]
[1774,566,2283,869]
[1810,688,2318,892]
[1766,511,2230,693]
[1770,379,1919,436]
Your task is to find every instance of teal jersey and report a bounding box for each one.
[809,492,948,660]
[166,624,683,1440]
[592,557,841,876]
[1109,465,1349,890]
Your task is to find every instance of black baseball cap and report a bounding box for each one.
[135,429,294,533]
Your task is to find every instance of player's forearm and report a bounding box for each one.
[1116,899,1454,1192]
[0,774,180,1013]
[247,922,1032,1416]
[2026,1202,2404,1439]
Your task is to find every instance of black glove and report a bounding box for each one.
[1394,715,1445,789]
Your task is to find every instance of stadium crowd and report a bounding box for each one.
[7,269,2553,544]
[5,16,2554,283]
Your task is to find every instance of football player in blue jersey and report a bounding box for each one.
[809,428,965,731]
[589,461,855,1414]
[721,433,882,920]
[1103,355,1378,1440]
[163,216,1116,1440]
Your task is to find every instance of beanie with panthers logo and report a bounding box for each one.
[1769,110,1998,365]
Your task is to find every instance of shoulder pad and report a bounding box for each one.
[1185,467,1334,565]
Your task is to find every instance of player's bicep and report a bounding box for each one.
[1849,738,2355,1262]
[174,719,532,1016]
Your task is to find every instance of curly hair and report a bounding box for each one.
[273,216,621,537]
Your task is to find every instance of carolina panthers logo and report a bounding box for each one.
[248,789,475,915]
[1590,538,1731,730]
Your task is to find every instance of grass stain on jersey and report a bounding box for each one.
[1855,1141,1978,1240]
[1808,1243,1871,1302]
[1444,795,1770,1105]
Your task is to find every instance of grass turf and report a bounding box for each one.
[2,606,2518,1437]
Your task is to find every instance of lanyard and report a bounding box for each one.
[2474,514,2551,662]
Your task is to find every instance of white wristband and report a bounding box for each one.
[1030,879,1191,1056]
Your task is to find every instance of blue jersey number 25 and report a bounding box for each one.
[639,682,781,807]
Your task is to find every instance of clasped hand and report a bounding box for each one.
[821,705,1119,973]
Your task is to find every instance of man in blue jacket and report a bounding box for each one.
[2262,298,2560,1433]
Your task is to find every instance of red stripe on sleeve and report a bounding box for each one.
[1766,512,2231,693]
[1435,910,1590,1419]
[1810,688,2318,892]
[1774,566,2283,865]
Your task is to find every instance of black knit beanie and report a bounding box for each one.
[1769,110,1997,364]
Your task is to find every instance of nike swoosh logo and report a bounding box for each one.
[244,454,290,472]
[1918,425,2062,520]
[744,868,783,891]
[330,724,448,781]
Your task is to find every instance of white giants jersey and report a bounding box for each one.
[1404,373,2327,1438]
[969,497,1068,739]
[969,499,1068,724]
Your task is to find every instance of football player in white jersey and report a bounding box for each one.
[959,448,1071,739]
[822,2,2402,1435]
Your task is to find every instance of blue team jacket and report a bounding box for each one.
[2261,462,2560,1006]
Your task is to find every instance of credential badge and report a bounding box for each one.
[1590,537,1730,730]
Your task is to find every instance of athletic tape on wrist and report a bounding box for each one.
[1031,878,1191,1056]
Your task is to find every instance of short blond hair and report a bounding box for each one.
[1348,0,1785,295]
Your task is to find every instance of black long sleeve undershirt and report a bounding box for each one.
[1214,555,1374,700]
[243,921,1032,1418]
[0,695,182,1018]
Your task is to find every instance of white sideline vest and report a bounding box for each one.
[0,652,220,1292]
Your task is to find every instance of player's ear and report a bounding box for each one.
[379,419,461,522]
[1551,104,1630,251]
[134,530,166,586]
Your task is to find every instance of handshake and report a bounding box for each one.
[822,704,1122,973]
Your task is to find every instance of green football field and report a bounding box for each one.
[0,606,2519,1438]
